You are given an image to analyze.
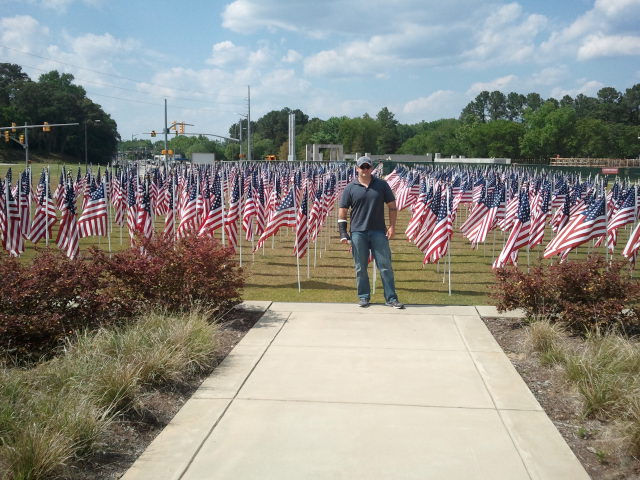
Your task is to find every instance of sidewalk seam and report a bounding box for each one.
[176,307,290,480]
[457,311,535,480]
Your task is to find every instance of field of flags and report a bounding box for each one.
[2,161,640,283]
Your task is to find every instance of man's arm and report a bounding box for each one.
[386,201,397,239]
[338,207,350,244]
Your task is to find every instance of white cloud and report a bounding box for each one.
[461,3,547,67]
[403,90,457,115]
[206,41,248,67]
[577,34,640,60]
[282,49,301,63]
[550,80,604,99]
[540,0,640,61]
[529,66,570,86]
[0,16,50,57]
[466,75,518,96]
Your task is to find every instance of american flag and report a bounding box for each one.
[607,187,636,252]
[53,169,66,210]
[308,183,323,242]
[56,184,80,259]
[136,182,154,240]
[528,182,551,248]
[414,185,441,253]
[424,187,453,264]
[493,189,531,269]
[254,187,296,251]
[470,185,503,246]
[2,178,24,256]
[622,219,640,262]
[544,194,606,259]
[197,174,223,237]
[179,180,199,238]
[78,181,108,238]
[18,171,31,239]
[242,183,257,242]
[224,175,241,250]
[294,187,309,258]
[28,173,57,244]
[461,185,487,240]
[111,170,125,226]
[126,177,138,242]
[163,183,176,239]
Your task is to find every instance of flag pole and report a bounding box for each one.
[106,169,112,255]
[45,166,50,247]
[294,184,301,293]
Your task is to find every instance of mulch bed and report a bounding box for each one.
[483,316,640,480]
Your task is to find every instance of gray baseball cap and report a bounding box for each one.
[356,156,372,167]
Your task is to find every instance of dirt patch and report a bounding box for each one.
[66,306,265,480]
[483,316,640,480]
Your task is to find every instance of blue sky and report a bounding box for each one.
[1,0,639,142]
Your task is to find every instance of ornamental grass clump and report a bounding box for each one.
[564,333,640,419]
[0,308,221,480]
[524,317,567,366]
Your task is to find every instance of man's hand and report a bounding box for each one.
[340,237,351,245]
[386,225,396,240]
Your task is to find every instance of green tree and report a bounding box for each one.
[458,120,523,158]
[622,84,640,124]
[596,87,624,123]
[520,101,576,158]
[488,91,507,121]
[398,119,461,156]
[375,107,400,153]
[505,92,526,121]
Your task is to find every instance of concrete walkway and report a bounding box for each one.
[122,302,590,480]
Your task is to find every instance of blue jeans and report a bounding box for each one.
[351,230,399,303]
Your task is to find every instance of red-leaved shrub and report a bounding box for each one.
[0,234,244,361]
[92,234,244,314]
[491,255,640,332]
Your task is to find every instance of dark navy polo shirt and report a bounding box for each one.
[339,176,395,232]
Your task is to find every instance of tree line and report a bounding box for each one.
[0,64,119,164]
[2,62,638,163]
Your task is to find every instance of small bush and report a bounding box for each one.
[492,255,640,333]
[0,234,244,361]
[92,235,244,315]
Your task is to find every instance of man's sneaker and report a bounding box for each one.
[358,298,370,308]
[385,300,405,309]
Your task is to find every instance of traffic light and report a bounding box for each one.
[179,123,184,134]
[19,134,24,144]
[151,130,156,137]
[43,121,50,132]
[11,122,16,133]
[4,131,9,143]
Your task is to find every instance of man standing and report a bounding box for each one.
[338,156,405,309]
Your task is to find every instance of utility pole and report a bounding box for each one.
[164,98,168,154]
[247,85,252,161]
[239,119,243,160]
